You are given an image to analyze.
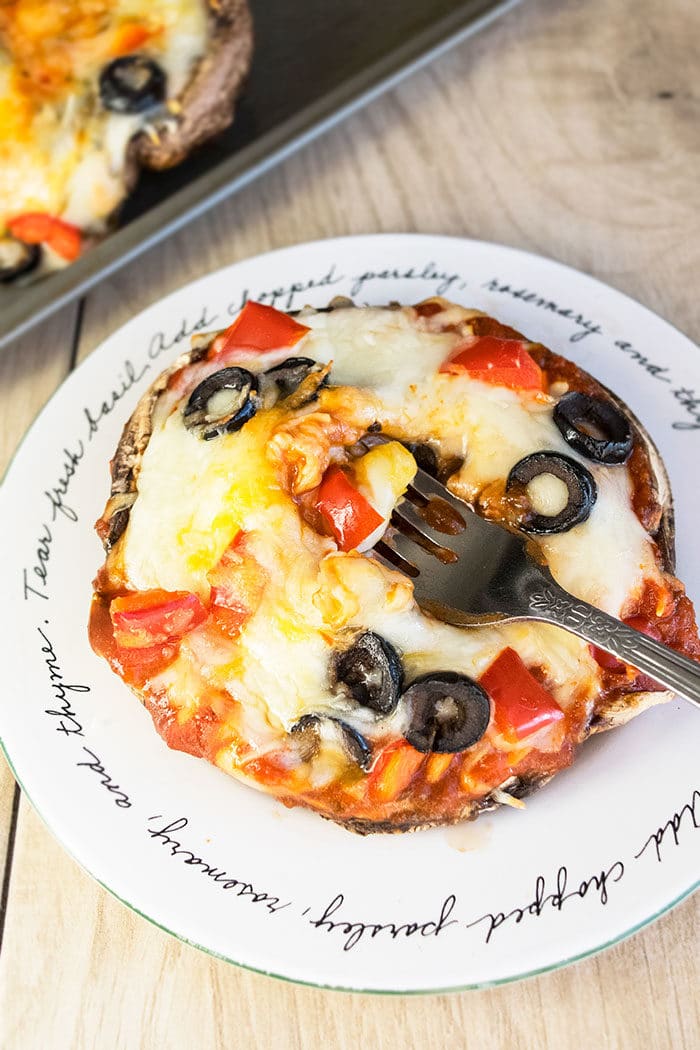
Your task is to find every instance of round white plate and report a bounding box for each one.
[1,234,699,993]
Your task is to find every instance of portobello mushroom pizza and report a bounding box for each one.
[89,297,700,833]
[0,0,252,282]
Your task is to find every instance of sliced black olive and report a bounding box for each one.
[334,631,403,715]
[402,441,439,477]
[265,357,316,396]
[264,356,329,401]
[291,713,372,770]
[506,451,597,534]
[99,55,166,114]
[0,240,41,283]
[403,672,491,754]
[184,367,258,440]
[553,391,633,465]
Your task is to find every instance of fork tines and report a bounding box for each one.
[375,467,467,575]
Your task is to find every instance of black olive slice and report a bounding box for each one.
[334,632,403,715]
[263,357,330,409]
[506,451,597,534]
[403,672,491,753]
[291,714,372,770]
[0,240,41,283]
[99,55,166,114]
[553,391,633,465]
[401,442,439,477]
[265,357,322,397]
[184,367,259,440]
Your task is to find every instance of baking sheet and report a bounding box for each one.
[0,0,519,350]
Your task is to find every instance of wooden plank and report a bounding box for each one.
[0,306,78,914]
[1,0,699,1045]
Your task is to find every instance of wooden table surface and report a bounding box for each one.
[1,0,699,1046]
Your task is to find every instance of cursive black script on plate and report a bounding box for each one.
[634,789,700,863]
[465,862,625,944]
[84,358,150,439]
[228,265,344,315]
[76,746,132,809]
[147,305,219,363]
[349,262,463,299]
[146,816,291,914]
[482,278,603,342]
[38,623,87,738]
[306,892,458,952]
[22,441,86,602]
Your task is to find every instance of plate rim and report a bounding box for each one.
[1,231,698,993]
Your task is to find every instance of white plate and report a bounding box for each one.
[1,234,699,993]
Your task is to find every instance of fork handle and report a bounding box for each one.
[527,582,700,709]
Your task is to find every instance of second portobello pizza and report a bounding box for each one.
[90,297,700,832]
[0,0,252,281]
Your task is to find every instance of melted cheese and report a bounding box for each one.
[121,306,665,740]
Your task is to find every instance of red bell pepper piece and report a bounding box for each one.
[211,301,310,356]
[111,21,152,56]
[7,212,82,261]
[207,533,267,638]
[368,742,425,803]
[110,589,207,649]
[480,647,564,740]
[440,336,543,391]
[315,465,383,551]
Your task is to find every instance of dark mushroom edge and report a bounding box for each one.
[553,391,634,465]
[402,672,492,753]
[506,451,597,534]
[334,631,403,715]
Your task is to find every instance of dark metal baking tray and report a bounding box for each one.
[0,0,519,350]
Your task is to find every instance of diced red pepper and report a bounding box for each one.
[7,212,82,261]
[439,336,543,391]
[89,596,177,687]
[242,752,297,787]
[211,301,310,357]
[110,589,207,649]
[207,533,267,638]
[368,742,425,803]
[315,465,383,552]
[480,647,564,740]
[111,21,153,56]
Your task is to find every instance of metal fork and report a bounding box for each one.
[373,466,700,710]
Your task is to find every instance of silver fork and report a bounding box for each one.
[373,466,700,710]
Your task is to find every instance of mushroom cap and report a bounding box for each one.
[95,300,681,834]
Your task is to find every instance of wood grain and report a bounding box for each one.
[0,305,77,896]
[1,0,699,1045]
